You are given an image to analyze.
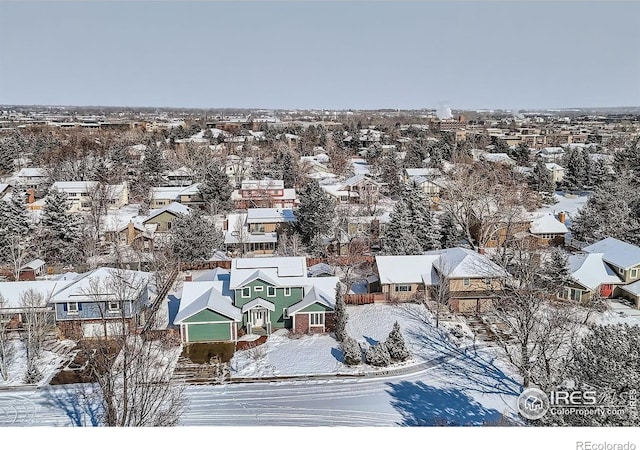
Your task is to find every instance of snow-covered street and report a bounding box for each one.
[0,341,521,426]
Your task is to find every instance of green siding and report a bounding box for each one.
[183,308,234,323]
[187,323,231,342]
[144,211,179,232]
[298,302,333,313]
[235,279,304,329]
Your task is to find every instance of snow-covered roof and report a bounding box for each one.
[288,284,338,315]
[246,208,295,224]
[405,168,442,178]
[174,280,241,323]
[340,174,380,188]
[432,248,507,279]
[583,237,640,270]
[620,280,640,297]
[241,179,284,190]
[241,297,276,313]
[0,280,74,309]
[49,267,153,303]
[308,263,334,277]
[229,257,308,289]
[529,213,568,235]
[224,231,278,245]
[20,259,46,271]
[375,255,442,285]
[150,184,200,200]
[0,183,10,194]
[479,153,516,165]
[544,163,564,171]
[145,202,191,221]
[568,253,623,291]
[16,167,45,178]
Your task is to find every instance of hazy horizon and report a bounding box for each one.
[1,1,639,111]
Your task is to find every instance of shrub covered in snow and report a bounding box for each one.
[341,336,362,366]
[384,321,411,362]
[365,342,391,367]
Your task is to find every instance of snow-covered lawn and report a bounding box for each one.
[230,303,473,378]
[537,191,590,219]
[596,298,640,327]
[0,336,75,387]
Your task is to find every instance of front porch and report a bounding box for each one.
[242,298,275,336]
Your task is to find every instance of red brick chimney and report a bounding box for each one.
[477,247,486,255]
[184,271,192,282]
[558,211,566,224]
[27,189,35,204]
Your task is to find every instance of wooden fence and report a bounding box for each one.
[344,293,388,305]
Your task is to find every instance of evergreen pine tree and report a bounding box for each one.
[142,141,165,186]
[563,147,588,191]
[538,248,571,295]
[40,189,83,264]
[365,342,391,367]
[170,211,224,261]
[439,211,463,249]
[384,321,411,362]
[532,160,556,204]
[198,164,233,214]
[334,284,348,342]
[294,180,335,249]
[403,185,441,251]
[341,336,363,366]
[383,199,423,255]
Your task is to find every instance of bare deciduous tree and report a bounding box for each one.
[19,288,51,383]
[0,294,15,382]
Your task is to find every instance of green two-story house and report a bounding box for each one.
[174,257,341,344]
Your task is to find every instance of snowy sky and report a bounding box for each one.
[0,1,639,110]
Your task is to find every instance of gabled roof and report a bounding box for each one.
[529,213,568,235]
[620,280,640,297]
[568,252,623,291]
[375,254,442,285]
[288,286,336,315]
[16,167,45,178]
[20,259,46,271]
[232,270,280,289]
[49,267,152,303]
[340,174,380,188]
[432,248,507,279]
[583,237,640,270]
[144,202,191,222]
[174,282,241,323]
[241,297,276,313]
[246,208,296,224]
[229,257,308,289]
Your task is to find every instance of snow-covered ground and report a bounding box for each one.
[537,191,590,223]
[0,336,74,387]
[596,298,640,327]
[230,303,473,378]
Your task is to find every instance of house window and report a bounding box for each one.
[283,308,290,319]
[484,278,492,288]
[242,287,251,298]
[167,221,172,230]
[67,302,79,315]
[267,286,276,297]
[463,278,471,287]
[108,301,120,312]
[570,288,582,301]
[284,287,291,296]
[619,267,625,275]
[631,269,638,279]
[254,286,264,292]
[395,285,412,292]
[310,312,324,326]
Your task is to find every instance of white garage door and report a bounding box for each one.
[82,322,124,338]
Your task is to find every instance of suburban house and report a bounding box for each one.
[246,208,296,234]
[231,179,297,209]
[561,252,624,303]
[50,181,129,213]
[15,167,47,191]
[142,202,191,233]
[149,184,203,209]
[162,166,195,187]
[0,278,70,328]
[49,267,154,339]
[372,248,507,314]
[104,221,155,252]
[527,213,569,246]
[225,212,278,256]
[174,258,341,343]
[544,163,565,183]
[321,174,382,205]
[225,155,253,187]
